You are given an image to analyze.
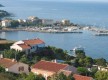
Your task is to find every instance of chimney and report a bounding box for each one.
[0,54,3,59]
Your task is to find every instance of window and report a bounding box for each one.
[18,66,24,72]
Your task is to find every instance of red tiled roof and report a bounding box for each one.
[33,60,68,72]
[0,58,17,68]
[23,38,44,45]
[73,74,93,80]
[18,44,30,49]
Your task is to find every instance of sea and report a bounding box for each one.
[0,0,108,61]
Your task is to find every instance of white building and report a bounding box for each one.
[62,19,70,25]
[28,16,39,22]
[42,19,54,25]
[10,38,45,54]
[0,55,29,74]
[1,20,11,27]
[98,66,108,72]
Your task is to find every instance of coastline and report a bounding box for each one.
[1,26,108,36]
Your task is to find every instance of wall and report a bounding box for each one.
[8,62,29,74]
[31,68,55,80]
[10,45,23,51]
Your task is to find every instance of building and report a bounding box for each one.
[42,19,54,25]
[10,38,45,54]
[98,66,108,72]
[0,55,29,74]
[73,74,94,80]
[62,19,70,25]
[92,65,108,72]
[1,20,11,27]
[31,60,77,80]
[28,16,39,22]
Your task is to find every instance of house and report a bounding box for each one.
[0,54,29,74]
[61,19,70,25]
[98,66,108,72]
[28,16,39,22]
[1,20,11,27]
[10,38,45,54]
[92,65,108,72]
[31,60,77,80]
[73,74,94,80]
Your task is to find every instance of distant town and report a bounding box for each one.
[0,16,108,35]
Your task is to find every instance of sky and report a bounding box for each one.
[32,0,108,2]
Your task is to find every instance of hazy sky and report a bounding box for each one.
[34,0,108,2]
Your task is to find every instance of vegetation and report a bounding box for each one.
[0,4,4,7]
[94,58,107,67]
[77,67,89,76]
[10,20,20,28]
[0,72,45,80]
[95,71,108,80]
[0,40,14,51]
[48,72,75,80]
[0,66,5,72]
[0,10,11,18]
[24,72,45,80]
[0,73,16,80]
[0,42,108,80]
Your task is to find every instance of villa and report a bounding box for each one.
[0,54,29,74]
[10,38,45,54]
[31,60,77,80]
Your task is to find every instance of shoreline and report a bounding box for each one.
[0,26,108,35]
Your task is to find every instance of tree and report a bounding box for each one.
[0,66,5,72]
[25,72,45,80]
[48,72,75,80]
[11,20,19,28]
[75,50,85,59]
[95,71,108,80]
[84,57,93,67]
[94,58,107,67]
[48,72,67,80]
[0,73,16,80]
[77,67,89,76]
[67,74,75,80]
[3,49,16,59]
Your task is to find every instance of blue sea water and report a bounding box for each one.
[0,0,108,60]
[0,0,108,28]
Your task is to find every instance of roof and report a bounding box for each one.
[23,38,44,45]
[33,60,68,72]
[73,74,93,80]
[0,58,17,68]
[18,44,30,49]
[63,66,77,74]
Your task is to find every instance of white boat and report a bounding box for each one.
[70,46,84,57]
